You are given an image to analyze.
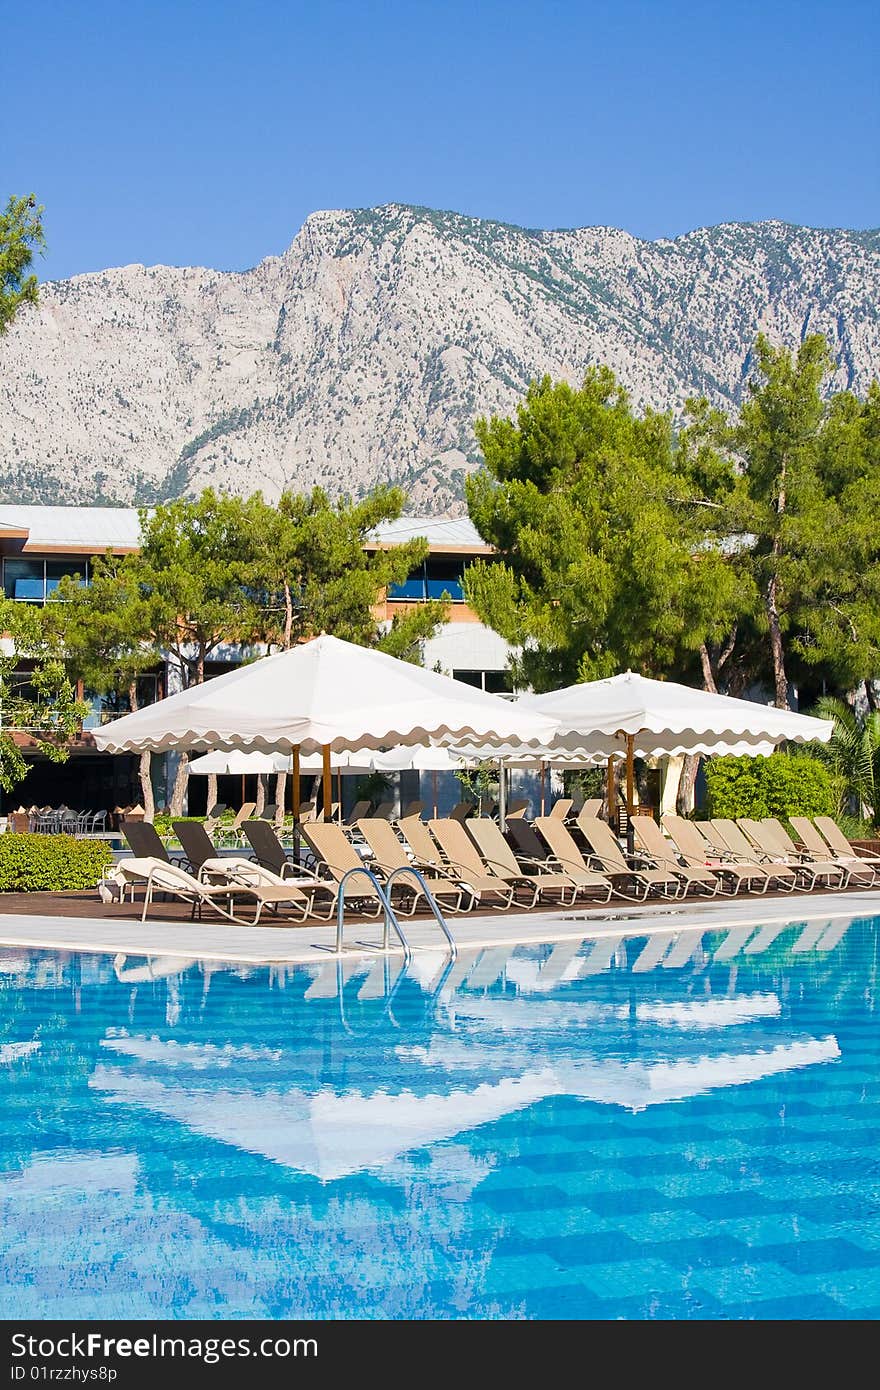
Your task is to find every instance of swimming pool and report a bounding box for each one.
[1,914,878,1319]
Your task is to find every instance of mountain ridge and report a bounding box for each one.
[1,204,878,514]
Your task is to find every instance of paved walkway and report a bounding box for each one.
[1,891,877,965]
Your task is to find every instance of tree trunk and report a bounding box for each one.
[677,754,700,815]
[766,571,790,709]
[169,754,190,816]
[255,774,266,816]
[275,771,287,819]
[283,582,294,650]
[139,752,155,822]
[206,772,218,816]
[866,679,879,714]
[699,643,719,695]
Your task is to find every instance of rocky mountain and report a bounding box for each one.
[1,205,878,513]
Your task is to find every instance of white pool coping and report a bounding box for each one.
[1,890,878,966]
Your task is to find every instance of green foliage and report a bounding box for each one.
[0,194,44,334]
[243,485,447,655]
[811,696,880,825]
[465,367,746,690]
[455,761,499,811]
[50,554,160,699]
[0,834,113,892]
[704,753,837,820]
[683,336,880,703]
[0,600,88,792]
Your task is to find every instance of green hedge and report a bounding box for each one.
[0,834,114,892]
[704,753,837,820]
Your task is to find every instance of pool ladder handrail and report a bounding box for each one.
[335,865,412,961]
[383,864,457,960]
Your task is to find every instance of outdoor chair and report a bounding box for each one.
[356,818,466,913]
[708,819,800,892]
[661,815,770,894]
[548,798,573,820]
[790,816,880,883]
[504,799,529,820]
[121,819,187,868]
[506,817,556,864]
[813,816,880,874]
[243,818,315,879]
[343,799,373,826]
[101,856,320,925]
[372,801,395,821]
[631,815,721,897]
[448,801,474,823]
[299,823,390,917]
[399,800,424,820]
[425,819,518,909]
[568,799,605,832]
[466,816,608,906]
[571,816,682,900]
[738,818,849,889]
[222,801,257,844]
[397,816,448,874]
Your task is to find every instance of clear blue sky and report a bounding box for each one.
[6,0,878,281]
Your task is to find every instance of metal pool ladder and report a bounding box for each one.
[334,864,456,961]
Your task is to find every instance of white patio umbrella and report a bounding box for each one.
[94,635,558,822]
[521,671,834,822]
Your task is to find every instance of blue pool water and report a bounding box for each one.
[1,915,879,1320]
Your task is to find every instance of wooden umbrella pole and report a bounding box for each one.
[322,744,333,821]
[291,746,300,859]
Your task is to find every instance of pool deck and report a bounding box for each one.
[1,888,878,965]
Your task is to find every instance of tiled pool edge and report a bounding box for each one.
[1,890,879,965]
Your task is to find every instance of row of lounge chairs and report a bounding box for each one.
[104,809,877,926]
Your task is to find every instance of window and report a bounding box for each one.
[3,557,89,603]
[453,669,516,694]
[388,557,468,602]
[4,559,45,602]
[45,559,88,598]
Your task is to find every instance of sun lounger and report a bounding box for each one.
[784,817,875,887]
[343,799,373,826]
[662,814,770,894]
[574,816,682,900]
[696,819,785,892]
[121,819,187,868]
[803,817,880,881]
[356,818,466,913]
[548,798,573,820]
[632,815,720,896]
[466,816,602,906]
[531,817,623,898]
[709,820,800,892]
[506,817,556,864]
[103,856,318,925]
[243,818,312,880]
[737,818,848,889]
[426,819,517,909]
[299,823,389,916]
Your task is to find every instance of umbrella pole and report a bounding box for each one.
[540,760,546,816]
[241,772,245,808]
[498,759,507,831]
[626,733,635,850]
[607,755,617,834]
[291,747,300,861]
[337,767,342,824]
[431,769,438,820]
[322,744,333,821]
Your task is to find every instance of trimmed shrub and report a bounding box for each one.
[0,834,114,892]
[704,753,837,820]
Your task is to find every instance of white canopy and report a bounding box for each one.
[187,748,372,776]
[92,634,558,756]
[521,671,833,758]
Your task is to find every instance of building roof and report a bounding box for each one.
[0,505,142,553]
[368,515,491,553]
[0,504,492,556]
